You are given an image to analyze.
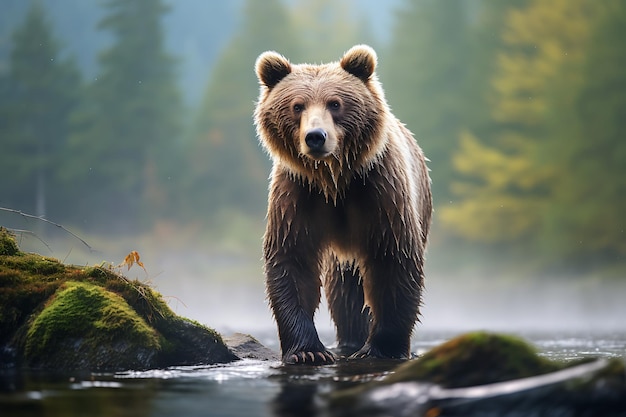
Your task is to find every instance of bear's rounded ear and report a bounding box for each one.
[340,45,377,82]
[255,51,292,89]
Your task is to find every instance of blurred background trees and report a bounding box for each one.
[440,0,626,272]
[0,0,624,277]
[0,1,80,223]
[182,0,299,231]
[63,0,182,232]
[384,0,470,207]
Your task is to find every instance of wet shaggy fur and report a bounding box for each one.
[254,45,432,364]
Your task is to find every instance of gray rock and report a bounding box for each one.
[223,333,280,361]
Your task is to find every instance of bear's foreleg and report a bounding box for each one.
[265,247,335,365]
[351,252,423,360]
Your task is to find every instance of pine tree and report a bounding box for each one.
[0,1,80,220]
[290,0,364,63]
[65,0,181,232]
[383,0,471,206]
[183,0,301,225]
[543,0,626,264]
[464,0,529,147]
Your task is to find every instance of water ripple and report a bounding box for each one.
[115,359,281,382]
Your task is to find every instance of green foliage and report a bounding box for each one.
[183,0,300,220]
[441,131,551,243]
[463,0,529,147]
[542,0,626,263]
[383,0,471,205]
[439,0,626,270]
[0,1,80,220]
[290,0,370,62]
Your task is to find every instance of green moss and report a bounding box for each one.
[82,266,174,324]
[0,241,81,347]
[385,332,561,388]
[0,256,63,346]
[25,282,160,370]
[0,228,19,256]
[0,253,68,279]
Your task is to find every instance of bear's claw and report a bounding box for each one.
[285,350,335,365]
[349,342,410,360]
[349,345,376,360]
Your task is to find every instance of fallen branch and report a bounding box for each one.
[0,207,94,252]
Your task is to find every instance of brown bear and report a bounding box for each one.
[254,45,432,364]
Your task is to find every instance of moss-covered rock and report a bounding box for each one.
[385,331,562,388]
[24,282,161,370]
[330,332,626,415]
[0,228,237,371]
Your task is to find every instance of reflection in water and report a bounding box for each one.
[268,359,404,417]
[271,382,318,417]
[0,370,157,417]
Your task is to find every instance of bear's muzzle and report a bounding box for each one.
[305,128,328,155]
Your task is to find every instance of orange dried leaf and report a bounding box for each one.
[120,250,145,271]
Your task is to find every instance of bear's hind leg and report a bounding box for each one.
[351,254,423,360]
[325,261,370,356]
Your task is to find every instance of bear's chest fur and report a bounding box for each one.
[271,166,412,261]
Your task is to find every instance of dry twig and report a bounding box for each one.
[0,207,94,252]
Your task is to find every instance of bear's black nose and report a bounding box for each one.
[305,128,327,151]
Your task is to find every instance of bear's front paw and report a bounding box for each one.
[284,350,335,365]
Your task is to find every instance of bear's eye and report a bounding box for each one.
[293,103,304,113]
[328,100,341,111]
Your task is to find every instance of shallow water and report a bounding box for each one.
[1,330,624,417]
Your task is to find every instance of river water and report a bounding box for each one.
[1,330,624,417]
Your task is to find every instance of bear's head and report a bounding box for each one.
[254,45,390,197]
